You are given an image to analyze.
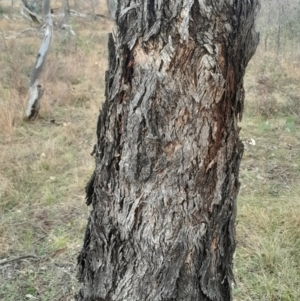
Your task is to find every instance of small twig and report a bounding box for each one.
[21,27,38,34]
[0,255,38,266]
[69,9,88,18]
[0,30,8,51]
[3,28,38,40]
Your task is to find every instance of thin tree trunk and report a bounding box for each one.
[106,0,117,20]
[276,18,281,56]
[264,33,268,51]
[26,0,52,120]
[63,0,70,24]
[77,1,260,301]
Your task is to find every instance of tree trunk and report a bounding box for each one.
[106,0,117,20]
[64,0,70,21]
[26,0,52,120]
[20,0,43,23]
[276,6,281,56]
[77,1,259,300]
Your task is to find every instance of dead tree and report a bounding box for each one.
[26,0,52,120]
[77,1,260,300]
[21,0,43,23]
[106,0,117,20]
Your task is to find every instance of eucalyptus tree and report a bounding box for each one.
[258,0,300,54]
[21,0,43,23]
[106,0,117,20]
[77,1,260,300]
[26,0,52,120]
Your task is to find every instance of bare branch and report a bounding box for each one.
[20,0,43,23]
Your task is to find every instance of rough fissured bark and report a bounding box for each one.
[77,1,259,300]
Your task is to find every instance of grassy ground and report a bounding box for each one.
[0,3,300,301]
[234,47,300,301]
[0,2,111,300]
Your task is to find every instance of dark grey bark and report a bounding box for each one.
[77,1,259,301]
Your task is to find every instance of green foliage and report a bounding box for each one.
[258,120,271,132]
[284,117,296,133]
[0,4,10,15]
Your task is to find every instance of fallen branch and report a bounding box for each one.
[68,9,109,20]
[68,9,88,18]
[2,14,10,20]
[61,24,76,36]
[0,255,38,266]
[2,28,38,40]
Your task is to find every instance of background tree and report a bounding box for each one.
[26,0,52,120]
[21,0,43,23]
[106,0,117,20]
[77,1,259,301]
[258,0,300,56]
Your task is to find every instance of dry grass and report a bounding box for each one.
[0,4,111,300]
[1,3,300,301]
[233,47,300,301]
